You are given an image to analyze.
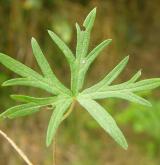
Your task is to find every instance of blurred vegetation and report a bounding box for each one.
[0,0,159,164]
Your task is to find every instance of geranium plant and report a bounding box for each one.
[0,7,160,164]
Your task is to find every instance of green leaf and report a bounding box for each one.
[2,78,56,94]
[83,56,129,93]
[31,38,71,95]
[10,95,57,104]
[48,30,75,66]
[74,39,112,90]
[84,91,152,107]
[87,39,112,65]
[75,23,81,46]
[0,8,160,151]
[83,8,96,31]
[8,107,40,118]
[0,53,42,79]
[31,37,55,79]
[71,8,97,94]
[111,70,142,88]
[0,53,71,95]
[76,29,89,59]
[0,95,64,119]
[127,70,141,83]
[0,103,44,119]
[46,98,72,147]
[104,78,160,92]
[75,8,96,59]
[78,97,128,149]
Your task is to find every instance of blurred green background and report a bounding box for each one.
[0,0,160,164]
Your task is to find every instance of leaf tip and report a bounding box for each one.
[83,7,97,30]
[138,69,142,75]
[120,137,128,150]
[126,55,130,60]
[106,39,112,44]
[123,143,128,150]
[47,29,52,35]
[92,7,97,13]
[31,37,37,47]
[10,94,16,100]
[122,55,130,64]
[31,37,36,42]
[46,137,52,147]
[2,81,7,86]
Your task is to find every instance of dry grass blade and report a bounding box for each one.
[0,129,34,165]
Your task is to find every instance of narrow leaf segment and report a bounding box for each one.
[78,97,128,149]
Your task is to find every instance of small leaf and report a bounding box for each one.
[2,78,56,94]
[75,23,81,45]
[83,8,96,31]
[112,70,142,87]
[87,39,112,65]
[75,39,112,90]
[127,70,141,83]
[104,78,160,92]
[0,103,43,119]
[48,30,75,66]
[31,37,55,79]
[129,78,160,92]
[8,107,40,118]
[46,98,72,147]
[0,53,42,79]
[83,56,129,93]
[0,96,68,119]
[85,91,152,107]
[31,37,71,95]
[78,97,128,149]
[10,95,57,104]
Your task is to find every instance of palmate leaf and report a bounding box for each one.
[78,97,128,149]
[0,7,160,150]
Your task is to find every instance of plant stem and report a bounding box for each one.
[0,129,34,165]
